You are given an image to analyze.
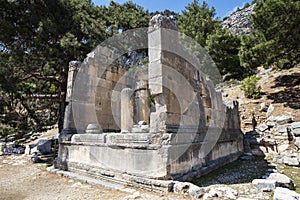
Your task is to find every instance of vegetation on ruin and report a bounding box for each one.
[0,0,299,135]
[240,75,261,99]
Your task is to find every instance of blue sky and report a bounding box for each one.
[92,0,253,18]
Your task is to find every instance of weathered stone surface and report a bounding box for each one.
[295,138,300,149]
[277,144,290,153]
[267,115,293,125]
[149,14,177,31]
[257,124,268,132]
[273,153,300,166]
[121,88,134,133]
[283,156,299,166]
[277,125,288,133]
[267,173,295,190]
[71,134,106,144]
[188,184,206,199]
[267,121,276,128]
[252,179,276,192]
[266,104,274,117]
[273,187,300,200]
[292,128,300,137]
[173,182,190,194]
[291,122,300,129]
[31,140,52,155]
[86,123,102,134]
[138,121,147,125]
[203,187,238,200]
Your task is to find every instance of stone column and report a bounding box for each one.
[61,61,81,135]
[121,88,133,133]
[134,68,150,125]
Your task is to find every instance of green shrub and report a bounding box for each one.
[240,75,261,99]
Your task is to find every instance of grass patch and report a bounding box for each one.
[192,157,269,187]
[277,164,300,193]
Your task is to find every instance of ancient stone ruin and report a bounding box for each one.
[55,15,244,191]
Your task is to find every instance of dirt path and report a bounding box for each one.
[0,155,187,200]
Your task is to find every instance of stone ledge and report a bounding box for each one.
[47,166,126,191]
[47,165,206,198]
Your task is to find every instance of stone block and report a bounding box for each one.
[131,125,150,133]
[267,121,276,127]
[267,173,295,190]
[291,122,300,129]
[148,76,163,95]
[277,144,290,153]
[292,128,300,137]
[267,115,293,125]
[277,125,288,133]
[273,187,300,200]
[106,133,151,145]
[71,134,106,144]
[31,140,52,155]
[257,124,268,132]
[252,179,276,192]
[295,138,300,149]
[283,156,300,166]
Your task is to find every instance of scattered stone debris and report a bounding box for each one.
[203,187,238,200]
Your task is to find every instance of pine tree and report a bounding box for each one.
[251,0,300,68]
[206,29,244,80]
[178,0,220,47]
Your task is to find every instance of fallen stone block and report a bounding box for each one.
[252,179,276,192]
[291,122,300,129]
[277,125,288,134]
[267,173,295,190]
[257,124,269,132]
[295,138,300,149]
[173,182,206,199]
[31,140,52,155]
[268,115,293,125]
[188,184,206,199]
[282,156,300,166]
[273,187,300,200]
[292,128,300,137]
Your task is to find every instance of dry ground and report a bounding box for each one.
[0,155,188,200]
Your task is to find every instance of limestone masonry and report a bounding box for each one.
[55,15,244,191]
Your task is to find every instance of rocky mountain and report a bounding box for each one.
[222,4,255,35]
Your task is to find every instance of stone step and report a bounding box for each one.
[47,166,126,191]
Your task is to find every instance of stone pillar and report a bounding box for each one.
[61,61,81,134]
[148,15,178,133]
[134,68,150,125]
[121,88,133,133]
